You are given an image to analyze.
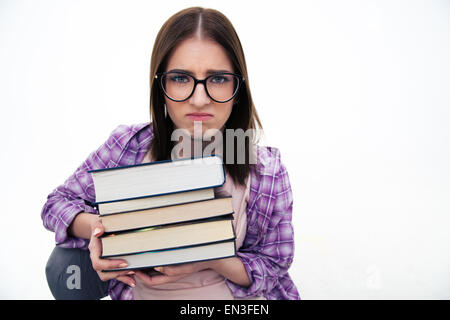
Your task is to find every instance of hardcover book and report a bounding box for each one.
[105,240,236,271]
[101,196,233,233]
[100,216,235,257]
[97,188,215,216]
[89,155,225,204]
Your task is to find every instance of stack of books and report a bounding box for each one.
[88,155,236,272]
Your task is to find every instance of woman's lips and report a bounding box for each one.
[186,113,213,121]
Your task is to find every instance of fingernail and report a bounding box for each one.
[93,228,101,237]
[127,271,135,275]
[130,282,135,288]
[118,263,128,268]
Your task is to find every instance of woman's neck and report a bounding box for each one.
[174,127,224,159]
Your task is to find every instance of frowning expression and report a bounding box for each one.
[164,37,235,138]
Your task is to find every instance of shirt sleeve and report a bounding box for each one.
[41,125,130,249]
[226,160,299,299]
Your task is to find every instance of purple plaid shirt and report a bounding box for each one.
[41,123,300,300]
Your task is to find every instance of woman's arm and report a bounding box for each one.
[68,212,99,239]
[135,155,297,296]
[41,184,98,249]
[41,124,136,248]
[208,257,251,287]
[225,158,299,300]
[41,124,143,294]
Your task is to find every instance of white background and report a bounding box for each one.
[1,0,449,299]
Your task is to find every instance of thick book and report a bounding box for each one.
[101,196,233,233]
[97,188,215,216]
[100,216,235,257]
[105,240,236,271]
[89,155,225,204]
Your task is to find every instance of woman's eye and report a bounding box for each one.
[169,75,190,83]
[210,75,229,84]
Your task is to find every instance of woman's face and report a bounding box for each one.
[164,37,235,138]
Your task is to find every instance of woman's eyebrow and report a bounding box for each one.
[167,68,233,75]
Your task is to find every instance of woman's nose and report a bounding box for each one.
[189,83,211,106]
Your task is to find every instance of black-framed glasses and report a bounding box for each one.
[155,71,245,103]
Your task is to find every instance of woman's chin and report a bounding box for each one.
[172,122,224,141]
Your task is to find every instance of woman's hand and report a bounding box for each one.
[135,257,251,288]
[134,261,211,287]
[88,219,136,288]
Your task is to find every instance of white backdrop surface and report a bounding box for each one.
[0,0,449,299]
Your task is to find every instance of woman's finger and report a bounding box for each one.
[89,244,129,272]
[88,224,105,262]
[97,269,136,282]
[88,233,102,258]
[155,261,206,276]
[134,270,184,286]
[116,274,136,288]
[155,265,187,276]
[92,245,128,268]
[94,258,130,272]
[88,223,131,272]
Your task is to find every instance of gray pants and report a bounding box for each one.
[45,246,110,300]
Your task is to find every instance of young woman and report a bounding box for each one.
[42,6,299,300]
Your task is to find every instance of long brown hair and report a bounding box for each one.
[149,7,263,187]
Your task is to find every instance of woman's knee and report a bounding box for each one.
[45,246,109,300]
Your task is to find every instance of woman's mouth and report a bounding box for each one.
[186,113,213,121]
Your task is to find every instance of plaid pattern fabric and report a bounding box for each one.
[41,123,300,300]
